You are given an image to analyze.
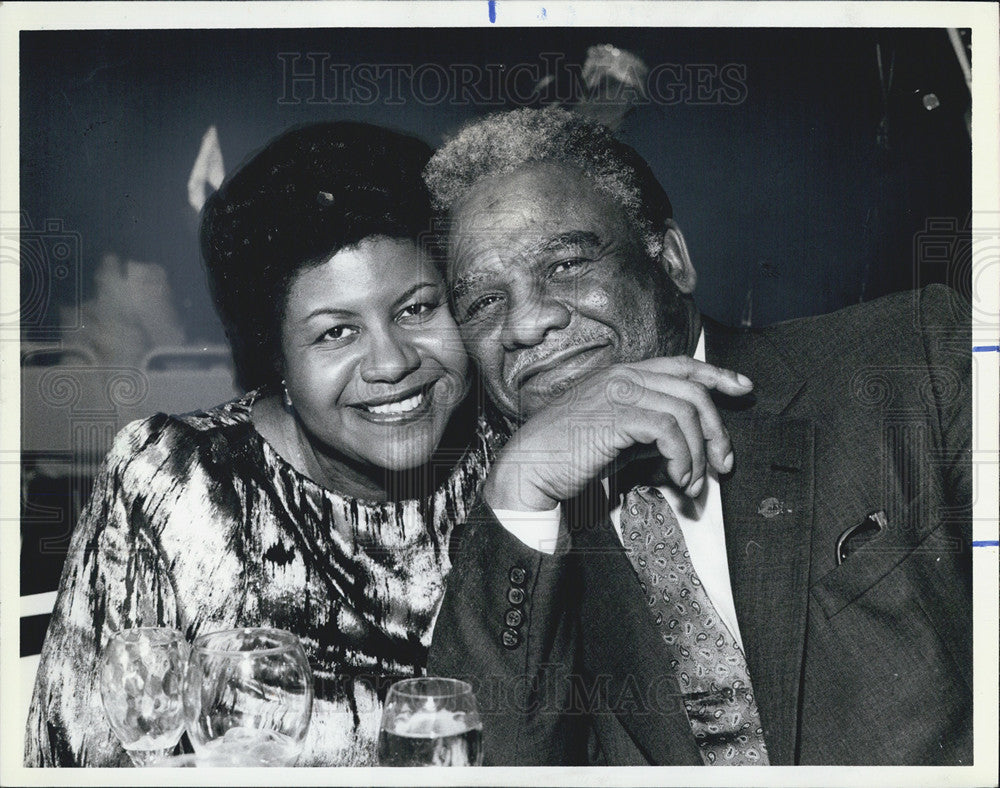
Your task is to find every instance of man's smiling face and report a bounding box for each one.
[447,162,690,421]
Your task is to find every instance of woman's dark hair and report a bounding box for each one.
[200,122,436,391]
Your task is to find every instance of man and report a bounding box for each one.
[425,108,971,766]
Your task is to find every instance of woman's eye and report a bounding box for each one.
[319,325,359,342]
[398,301,438,320]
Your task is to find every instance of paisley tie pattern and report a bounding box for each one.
[619,485,769,765]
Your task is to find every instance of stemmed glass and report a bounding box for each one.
[377,677,483,766]
[99,627,191,766]
[183,627,313,766]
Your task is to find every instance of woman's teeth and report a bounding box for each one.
[364,391,424,415]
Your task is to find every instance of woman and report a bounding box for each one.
[24,122,505,766]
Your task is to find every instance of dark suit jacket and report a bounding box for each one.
[429,285,972,766]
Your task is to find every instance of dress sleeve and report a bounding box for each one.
[24,418,182,767]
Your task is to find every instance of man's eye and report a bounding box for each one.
[461,294,503,322]
[319,325,359,342]
[551,258,587,275]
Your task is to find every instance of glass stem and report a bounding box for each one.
[126,747,177,767]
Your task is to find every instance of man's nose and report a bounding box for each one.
[500,288,572,350]
[359,327,422,384]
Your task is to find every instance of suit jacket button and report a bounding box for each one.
[505,608,523,628]
[509,566,527,586]
[501,628,520,649]
[507,587,525,605]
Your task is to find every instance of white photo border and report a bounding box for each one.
[1,3,996,786]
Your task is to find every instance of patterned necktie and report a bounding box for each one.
[618,485,770,765]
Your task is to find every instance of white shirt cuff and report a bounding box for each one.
[492,504,563,554]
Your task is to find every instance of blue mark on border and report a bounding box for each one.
[972,345,999,352]
[972,540,999,547]
[488,0,496,22]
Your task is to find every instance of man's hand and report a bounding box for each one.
[483,356,752,511]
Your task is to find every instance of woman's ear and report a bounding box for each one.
[659,219,696,294]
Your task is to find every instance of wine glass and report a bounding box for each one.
[183,627,313,766]
[377,677,483,766]
[99,627,191,766]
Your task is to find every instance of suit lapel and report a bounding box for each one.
[569,482,703,765]
[718,414,814,765]
[565,321,816,764]
[708,321,816,765]
[705,316,805,415]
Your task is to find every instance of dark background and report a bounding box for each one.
[19,28,972,651]
[21,27,972,334]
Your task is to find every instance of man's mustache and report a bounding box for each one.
[503,327,616,390]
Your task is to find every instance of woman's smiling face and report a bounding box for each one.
[279,236,469,475]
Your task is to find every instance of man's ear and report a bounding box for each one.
[658,219,696,294]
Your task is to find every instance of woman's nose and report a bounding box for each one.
[359,328,422,384]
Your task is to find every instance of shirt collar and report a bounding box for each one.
[693,327,707,363]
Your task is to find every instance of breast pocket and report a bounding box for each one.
[810,516,957,619]
[809,517,972,693]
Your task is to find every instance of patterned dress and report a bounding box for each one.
[24,390,504,766]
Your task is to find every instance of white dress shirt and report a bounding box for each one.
[493,332,745,650]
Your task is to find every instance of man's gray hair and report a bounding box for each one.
[423,107,672,259]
